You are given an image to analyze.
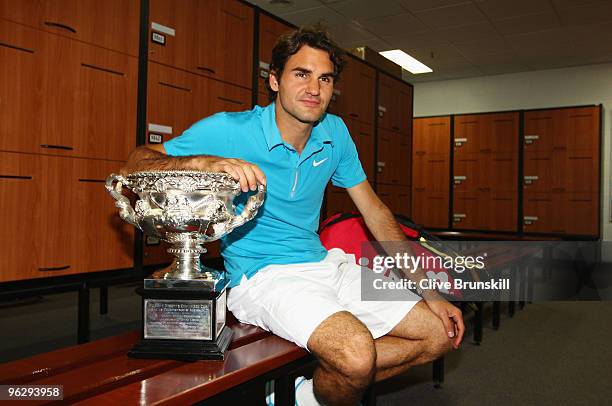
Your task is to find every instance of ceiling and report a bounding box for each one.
[246,0,612,82]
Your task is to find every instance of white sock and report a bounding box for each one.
[295,377,321,406]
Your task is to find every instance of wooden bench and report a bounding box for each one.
[0,315,315,406]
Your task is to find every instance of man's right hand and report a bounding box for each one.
[200,156,266,193]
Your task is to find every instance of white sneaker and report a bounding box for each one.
[265,376,320,406]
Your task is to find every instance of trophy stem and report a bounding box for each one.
[165,237,218,280]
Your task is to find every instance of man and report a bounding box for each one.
[123,27,463,406]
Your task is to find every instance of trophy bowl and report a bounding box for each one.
[106,170,265,280]
[105,170,265,361]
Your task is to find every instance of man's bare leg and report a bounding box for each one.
[373,302,454,381]
[307,311,376,406]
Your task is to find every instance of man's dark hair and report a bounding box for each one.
[267,25,346,102]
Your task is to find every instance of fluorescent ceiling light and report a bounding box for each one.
[379,50,432,74]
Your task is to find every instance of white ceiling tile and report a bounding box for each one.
[453,36,510,57]
[551,0,606,10]
[399,0,470,13]
[476,0,553,20]
[478,63,531,75]
[437,22,500,43]
[404,43,470,65]
[327,22,378,48]
[506,28,574,52]
[414,2,487,29]
[359,12,428,36]
[327,0,407,21]
[360,37,395,52]
[384,30,451,49]
[556,1,612,26]
[279,6,348,27]
[493,12,561,35]
[464,50,521,65]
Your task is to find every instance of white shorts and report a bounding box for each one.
[227,248,422,349]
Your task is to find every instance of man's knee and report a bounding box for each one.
[333,333,376,386]
[309,311,376,388]
[425,324,453,360]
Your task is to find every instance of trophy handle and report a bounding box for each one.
[229,184,266,230]
[105,173,140,229]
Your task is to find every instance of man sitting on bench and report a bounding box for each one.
[123,26,464,406]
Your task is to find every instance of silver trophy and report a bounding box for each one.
[106,170,265,360]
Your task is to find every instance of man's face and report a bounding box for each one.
[270,45,335,124]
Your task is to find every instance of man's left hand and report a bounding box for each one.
[424,297,464,349]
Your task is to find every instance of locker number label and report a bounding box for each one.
[152,32,166,45]
[149,133,163,144]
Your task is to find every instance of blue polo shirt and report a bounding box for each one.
[164,103,367,287]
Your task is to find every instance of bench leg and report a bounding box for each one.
[473,302,483,345]
[433,357,444,389]
[492,300,500,330]
[78,282,90,344]
[100,286,108,315]
[362,386,377,406]
[508,265,516,318]
[274,374,295,406]
[519,261,526,310]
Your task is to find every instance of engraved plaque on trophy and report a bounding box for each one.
[106,170,265,361]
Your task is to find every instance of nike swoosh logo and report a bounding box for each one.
[313,158,328,167]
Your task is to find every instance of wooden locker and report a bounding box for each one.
[452,192,481,230]
[565,107,599,154]
[453,154,480,194]
[206,78,253,114]
[411,190,448,229]
[70,158,134,274]
[395,82,412,135]
[149,0,200,72]
[196,0,254,89]
[337,58,375,125]
[325,185,355,216]
[524,109,565,152]
[413,116,450,156]
[483,112,518,154]
[523,192,563,234]
[563,192,599,236]
[0,23,137,161]
[454,115,481,155]
[377,184,410,217]
[345,118,375,180]
[413,154,448,193]
[377,73,394,131]
[0,0,140,56]
[257,14,293,105]
[0,22,44,154]
[485,153,517,192]
[486,191,517,232]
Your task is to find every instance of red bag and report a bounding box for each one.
[319,213,488,301]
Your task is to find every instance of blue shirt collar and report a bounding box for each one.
[261,102,333,152]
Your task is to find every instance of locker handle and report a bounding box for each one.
[197,66,216,75]
[479,148,492,153]
[0,41,34,54]
[0,175,32,180]
[415,187,425,191]
[78,178,106,183]
[552,146,567,151]
[159,81,192,92]
[358,132,370,137]
[40,144,73,151]
[217,96,245,106]
[415,151,426,155]
[349,113,359,118]
[552,187,566,192]
[44,21,77,34]
[39,265,70,272]
[392,126,400,131]
[81,63,124,77]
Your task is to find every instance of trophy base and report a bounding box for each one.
[128,325,234,361]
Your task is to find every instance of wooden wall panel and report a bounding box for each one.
[257,14,293,105]
[0,0,140,56]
